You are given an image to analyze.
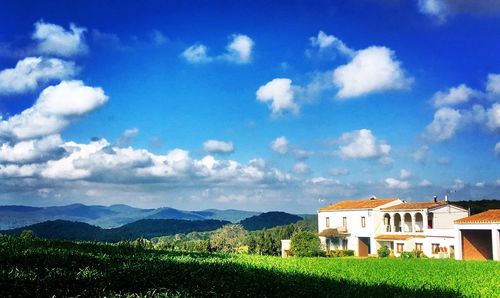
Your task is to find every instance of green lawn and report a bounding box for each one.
[0,236,498,297]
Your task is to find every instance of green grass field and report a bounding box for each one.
[0,236,498,297]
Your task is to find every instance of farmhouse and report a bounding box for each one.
[315,196,469,258]
[454,209,500,261]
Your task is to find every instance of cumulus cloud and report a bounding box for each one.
[419,179,432,187]
[495,141,500,156]
[0,134,63,163]
[223,34,254,63]
[0,80,108,140]
[307,31,355,58]
[32,20,87,57]
[203,140,235,154]
[400,169,412,180]
[182,33,254,64]
[418,0,500,23]
[329,168,350,176]
[270,136,289,154]
[412,145,429,163]
[432,84,476,107]
[182,44,212,63]
[256,78,298,115]
[487,73,500,97]
[486,103,500,132]
[385,178,410,189]
[293,162,310,174]
[0,57,76,94]
[333,46,412,98]
[337,129,391,160]
[424,107,461,141]
[117,128,139,147]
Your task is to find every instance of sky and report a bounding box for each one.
[0,0,499,213]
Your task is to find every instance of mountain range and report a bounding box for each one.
[0,204,261,229]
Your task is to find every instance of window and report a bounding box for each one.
[415,243,423,252]
[361,216,366,228]
[342,239,348,250]
[432,243,440,254]
[396,243,404,253]
[326,217,330,228]
[342,217,347,228]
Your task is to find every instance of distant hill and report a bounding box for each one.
[1,219,230,242]
[451,200,500,215]
[0,204,260,229]
[240,212,303,231]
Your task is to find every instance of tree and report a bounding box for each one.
[210,224,248,253]
[290,231,321,257]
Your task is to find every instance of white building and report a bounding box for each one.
[454,209,500,261]
[316,197,469,258]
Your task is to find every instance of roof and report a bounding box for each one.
[319,198,399,211]
[455,209,500,224]
[375,234,426,240]
[381,201,448,211]
[317,228,349,237]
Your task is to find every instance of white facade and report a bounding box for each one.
[317,199,468,258]
[454,222,500,261]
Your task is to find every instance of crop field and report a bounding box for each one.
[0,236,498,297]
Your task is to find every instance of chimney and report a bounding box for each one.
[433,196,438,203]
[444,195,448,202]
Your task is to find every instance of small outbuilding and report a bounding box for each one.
[454,209,500,261]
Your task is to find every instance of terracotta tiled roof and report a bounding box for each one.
[317,228,349,237]
[319,198,399,211]
[455,209,500,224]
[381,201,448,211]
[375,234,425,240]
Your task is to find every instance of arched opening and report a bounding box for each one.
[383,213,391,232]
[415,213,423,232]
[394,213,402,232]
[404,213,412,232]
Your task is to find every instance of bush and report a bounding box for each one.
[400,250,425,259]
[325,249,354,257]
[290,231,321,257]
[20,230,35,241]
[377,245,390,258]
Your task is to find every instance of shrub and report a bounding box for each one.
[325,249,354,257]
[377,245,390,258]
[290,231,321,257]
[400,250,425,259]
[20,230,36,241]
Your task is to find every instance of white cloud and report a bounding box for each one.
[486,103,500,131]
[385,178,410,189]
[424,107,461,141]
[117,128,139,147]
[256,78,298,115]
[182,44,212,63]
[203,140,234,154]
[150,30,168,45]
[400,169,412,180]
[419,179,432,187]
[432,84,476,107]
[256,78,299,115]
[293,162,310,174]
[418,0,500,23]
[32,20,87,57]
[0,57,76,94]
[337,129,391,160]
[450,178,465,191]
[270,136,289,155]
[486,73,500,97]
[333,46,412,98]
[308,31,355,57]
[0,134,62,163]
[495,141,500,156]
[0,80,108,140]
[329,168,350,176]
[224,34,254,63]
[418,0,448,22]
[412,145,429,163]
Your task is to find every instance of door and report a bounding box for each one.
[358,237,370,257]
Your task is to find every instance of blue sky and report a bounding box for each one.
[0,0,499,212]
